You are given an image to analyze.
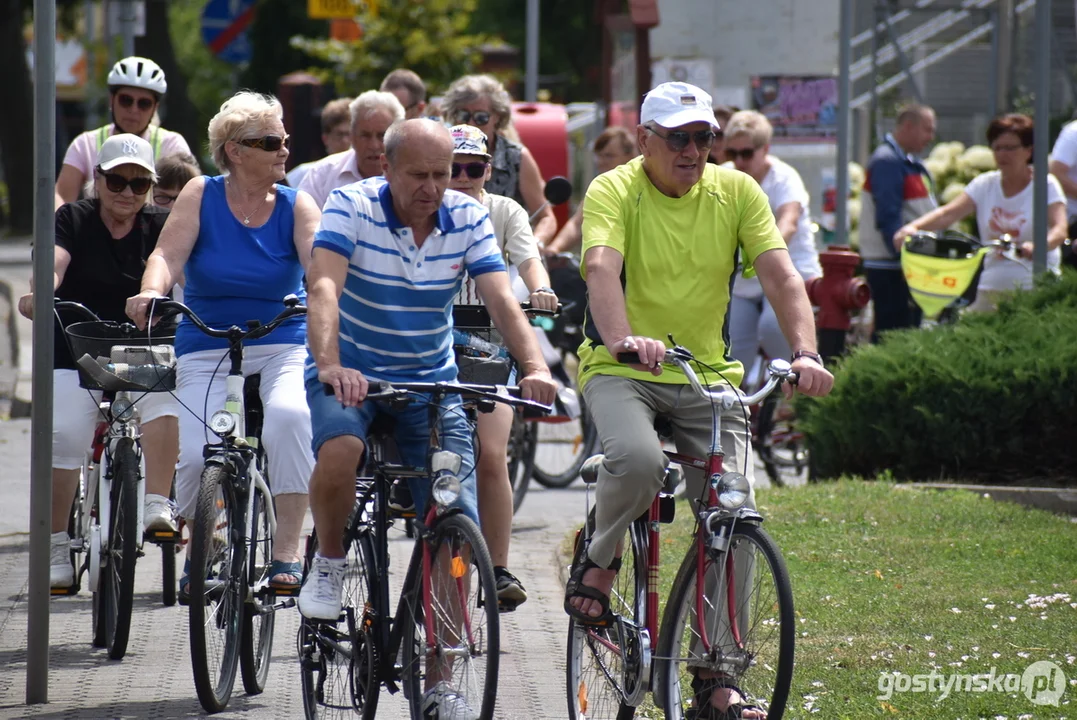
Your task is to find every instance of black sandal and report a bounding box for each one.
[563,552,622,627]
[689,673,763,720]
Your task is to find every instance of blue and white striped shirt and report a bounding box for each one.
[312,177,506,382]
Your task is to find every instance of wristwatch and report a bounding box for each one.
[792,350,824,367]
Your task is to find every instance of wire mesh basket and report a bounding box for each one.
[64,321,177,392]
[452,305,514,386]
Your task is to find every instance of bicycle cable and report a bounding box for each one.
[691,358,753,479]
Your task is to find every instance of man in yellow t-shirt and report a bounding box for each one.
[565,81,834,718]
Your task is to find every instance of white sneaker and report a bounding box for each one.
[421,681,479,720]
[297,555,346,621]
[144,494,177,533]
[50,532,73,589]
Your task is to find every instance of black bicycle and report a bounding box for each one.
[298,379,550,719]
[149,295,306,713]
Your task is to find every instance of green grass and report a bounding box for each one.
[567,480,1077,719]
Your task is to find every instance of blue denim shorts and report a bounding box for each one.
[304,368,479,524]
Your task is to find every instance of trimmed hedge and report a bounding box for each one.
[801,271,1077,485]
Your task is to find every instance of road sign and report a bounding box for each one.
[308,0,377,20]
[201,0,257,65]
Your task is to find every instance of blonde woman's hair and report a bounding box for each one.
[723,110,774,148]
[441,75,514,132]
[207,91,284,172]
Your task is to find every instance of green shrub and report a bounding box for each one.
[801,271,1077,484]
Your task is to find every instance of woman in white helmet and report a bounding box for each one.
[55,56,192,209]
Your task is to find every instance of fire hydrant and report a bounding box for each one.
[805,246,871,361]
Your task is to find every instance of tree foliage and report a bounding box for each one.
[291,0,493,97]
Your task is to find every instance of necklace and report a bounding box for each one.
[227,178,268,225]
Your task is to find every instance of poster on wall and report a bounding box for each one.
[751,75,838,142]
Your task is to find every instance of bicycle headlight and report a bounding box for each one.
[714,472,751,510]
[432,474,462,508]
[209,410,236,438]
[111,397,136,422]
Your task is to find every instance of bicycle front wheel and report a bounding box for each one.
[189,463,244,713]
[92,437,139,660]
[401,512,499,720]
[507,414,536,513]
[657,523,794,720]
[566,508,645,720]
[241,480,274,695]
[299,513,381,720]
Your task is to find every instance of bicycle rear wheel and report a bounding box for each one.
[241,482,274,695]
[566,508,645,720]
[533,390,598,488]
[657,523,794,720]
[92,437,139,660]
[299,512,381,720]
[189,463,244,713]
[400,513,499,720]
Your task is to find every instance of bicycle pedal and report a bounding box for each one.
[50,584,78,596]
[144,529,180,543]
[270,584,300,597]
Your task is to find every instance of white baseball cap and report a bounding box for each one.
[641,82,720,130]
[96,133,156,174]
[450,124,490,159]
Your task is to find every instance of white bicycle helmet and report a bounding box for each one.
[107,56,167,96]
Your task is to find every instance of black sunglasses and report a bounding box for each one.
[116,93,155,111]
[236,134,291,152]
[452,162,488,179]
[646,126,717,153]
[453,110,492,127]
[99,171,152,195]
[153,190,180,206]
[725,147,758,161]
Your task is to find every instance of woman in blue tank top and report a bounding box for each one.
[128,92,321,596]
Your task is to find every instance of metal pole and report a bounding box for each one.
[869,4,879,148]
[836,0,853,245]
[525,0,539,102]
[85,0,99,128]
[1032,0,1050,273]
[995,0,1014,113]
[27,0,57,702]
[988,6,999,120]
[120,0,136,57]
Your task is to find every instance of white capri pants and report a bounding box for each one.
[53,369,179,470]
[175,343,314,520]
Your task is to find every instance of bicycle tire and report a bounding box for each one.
[162,477,178,607]
[240,481,274,695]
[189,463,244,713]
[299,514,381,720]
[507,414,536,513]
[400,512,499,720]
[755,394,785,488]
[566,508,644,720]
[533,391,599,488]
[656,523,794,720]
[91,437,139,660]
[89,462,106,648]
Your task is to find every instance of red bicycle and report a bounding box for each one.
[566,346,796,719]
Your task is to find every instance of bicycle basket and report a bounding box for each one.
[453,325,514,386]
[65,321,177,391]
[901,232,988,320]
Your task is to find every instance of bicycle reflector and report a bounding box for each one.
[713,472,751,509]
[431,450,463,507]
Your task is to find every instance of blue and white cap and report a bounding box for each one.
[641,82,721,130]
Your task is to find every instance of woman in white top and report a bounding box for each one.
[449,125,558,609]
[895,113,1068,311]
[724,110,822,371]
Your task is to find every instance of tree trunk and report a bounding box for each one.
[0,0,37,235]
[135,0,203,159]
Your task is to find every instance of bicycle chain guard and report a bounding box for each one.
[618,616,652,706]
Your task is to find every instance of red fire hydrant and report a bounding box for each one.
[805,245,871,360]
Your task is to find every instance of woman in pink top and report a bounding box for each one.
[55,56,191,208]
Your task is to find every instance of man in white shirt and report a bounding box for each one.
[1048,117,1077,267]
[298,90,405,209]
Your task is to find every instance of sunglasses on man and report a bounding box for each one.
[116,93,155,111]
[453,110,493,127]
[645,127,717,153]
[724,147,758,161]
[236,134,291,152]
[452,162,488,179]
[98,171,153,196]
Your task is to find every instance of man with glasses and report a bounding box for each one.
[299,90,405,209]
[564,81,833,716]
[380,68,427,120]
[55,56,192,209]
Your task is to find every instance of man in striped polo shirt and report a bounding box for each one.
[299,120,557,624]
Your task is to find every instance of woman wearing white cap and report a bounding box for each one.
[19,134,180,590]
[55,56,192,209]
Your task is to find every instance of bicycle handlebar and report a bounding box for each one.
[519,301,562,318]
[322,379,552,416]
[54,300,102,323]
[616,348,797,410]
[148,295,306,342]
